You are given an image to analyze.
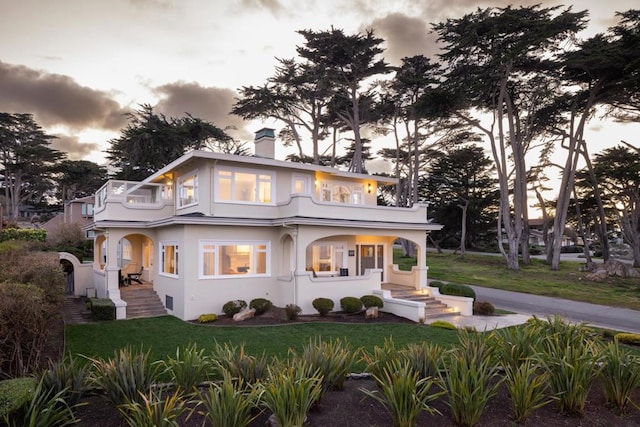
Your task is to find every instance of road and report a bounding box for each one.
[471,285,640,334]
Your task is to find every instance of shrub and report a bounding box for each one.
[118,387,187,427]
[198,371,262,427]
[312,298,334,316]
[0,228,46,243]
[41,354,89,407]
[0,377,36,420]
[401,342,444,380]
[504,360,552,423]
[260,361,323,427]
[88,346,160,405]
[249,298,272,315]
[339,296,363,314]
[473,301,495,316]
[285,303,302,321]
[212,343,268,384]
[615,333,640,346]
[197,313,218,323]
[90,298,116,321]
[361,338,400,385]
[159,343,212,392]
[599,341,640,413]
[429,281,445,289]
[360,295,383,309]
[430,320,457,330]
[440,283,476,300]
[299,337,358,393]
[222,300,247,317]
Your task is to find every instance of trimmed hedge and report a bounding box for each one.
[360,295,383,309]
[249,298,272,315]
[473,301,495,316]
[222,300,247,317]
[0,228,46,243]
[430,320,457,330]
[440,283,476,300]
[90,298,115,321]
[312,297,334,316]
[428,281,445,289]
[0,377,36,419]
[616,333,640,346]
[340,297,363,314]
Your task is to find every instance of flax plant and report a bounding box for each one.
[212,342,269,384]
[504,360,553,423]
[360,359,443,427]
[298,336,358,392]
[495,323,544,371]
[197,371,263,427]
[455,328,499,368]
[159,343,213,393]
[87,346,160,405]
[41,353,89,406]
[360,337,400,385]
[401,342,443,380]
[259,360,323,427]
[599,341,640,413]
[440,350,503,427]
[118,387,188,427]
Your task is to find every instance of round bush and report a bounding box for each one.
[312,297,334,316]
[197,313,218,323]
[473,301,495,316]
[340,297,363,314]
[249,298,272,315]
[429,281,445,289]
[440,283,476,300]
[360,295,383,309]
[285,303,302,321]
[222,299,247,317]
[430,320,457,330]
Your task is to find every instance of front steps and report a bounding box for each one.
[120,283,167,319]
[387,288,459,318]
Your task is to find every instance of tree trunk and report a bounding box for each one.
[458,198,469,257]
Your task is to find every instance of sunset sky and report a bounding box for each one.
[1,0,637,174]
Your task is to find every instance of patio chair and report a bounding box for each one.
[127,266,143,285]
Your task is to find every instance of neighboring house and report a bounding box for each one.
[528,218,573,247]
[42,195,95,238]
[88,129,443,320]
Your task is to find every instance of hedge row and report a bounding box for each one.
[0,228,46,243]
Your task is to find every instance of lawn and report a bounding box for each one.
[65,316,459,366]
[406,251,639,311]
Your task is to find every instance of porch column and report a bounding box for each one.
[414,239,428,289]
[104,230,127,319]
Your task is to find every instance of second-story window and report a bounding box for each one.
[216,168,274,204]
[178,172,198,208]
[81,203,94,216]
[320,182,364,205]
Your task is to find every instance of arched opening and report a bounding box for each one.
[118,233,154,285]
[60,259,74,294]
[94,235,107,269]
[280,234,294,275]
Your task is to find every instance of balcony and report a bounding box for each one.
[94,180,174,222]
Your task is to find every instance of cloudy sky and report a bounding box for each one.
[0,0,637,167]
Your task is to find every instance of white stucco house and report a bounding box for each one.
[88,129,446,320]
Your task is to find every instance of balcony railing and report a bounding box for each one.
[94,180,173,221]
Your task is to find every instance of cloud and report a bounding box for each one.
[239,0,285,16]
[50,134,100,160]
[0,61,128,131]
[368,13,438,64]
[153,82,252,141]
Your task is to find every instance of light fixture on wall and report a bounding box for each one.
[367,183,372,194]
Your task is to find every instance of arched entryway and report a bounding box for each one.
[60,259,74,294]
[118,233,154,285]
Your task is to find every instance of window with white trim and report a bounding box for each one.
[161,242,179,276]
[215,168,273,204]
[177,172,198,208]
[319,182,364,204]
[292,174,311,194]
[199,241,269,278]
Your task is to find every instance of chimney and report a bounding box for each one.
[254,128,275,159]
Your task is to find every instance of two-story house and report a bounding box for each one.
[90,129,443,320]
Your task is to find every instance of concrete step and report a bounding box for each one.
[120,285,167,320]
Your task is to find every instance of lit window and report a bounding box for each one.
[306,242,346,272]
[215,169,274,204]
[178,172,198,208]
[161,242,179,276]
[319,182,364,205]
[199,241,269,278]
[293,175,310,194]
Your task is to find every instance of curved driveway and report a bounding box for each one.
[471,285,640,334]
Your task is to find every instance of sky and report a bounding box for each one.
[1,0,638,175]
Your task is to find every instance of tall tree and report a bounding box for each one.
[0,113,63,219]
[546,9,640,269]
[433,5,587,270]
[233,58,332,164]
[55,160,108,202]
[297,27,390,173]
[106,105,233,181]
[421,145,498,254]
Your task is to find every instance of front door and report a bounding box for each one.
[357,244,384,277]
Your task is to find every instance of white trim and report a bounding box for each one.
[214,166,276,205]
[160,241,179,278]
[198,240,271,279]
[292,174,311,194]
[177,170,198,209]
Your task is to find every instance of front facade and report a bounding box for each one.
[90,129,441,320]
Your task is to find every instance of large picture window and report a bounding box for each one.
[161,242,179,276]
[306,242,346,273]
[178,172,198,208]
[199,241,269,278]
[320,182,364,204]
[215,168,273,204]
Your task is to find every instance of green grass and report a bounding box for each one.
[420,252,640,311]
[66,316,459,368]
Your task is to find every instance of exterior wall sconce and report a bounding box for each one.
[367,183,372,194]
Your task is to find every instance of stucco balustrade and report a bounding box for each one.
[94,180,174,222]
